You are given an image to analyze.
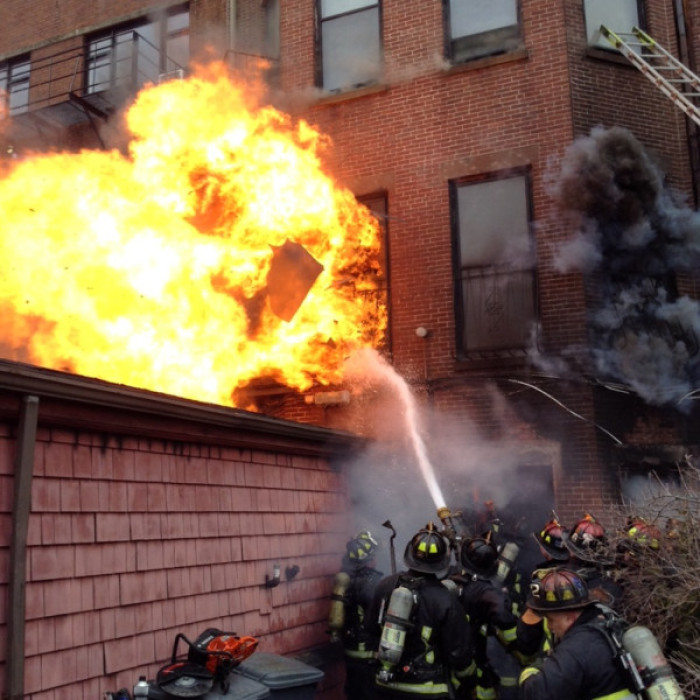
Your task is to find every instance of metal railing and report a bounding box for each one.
[3,30,186,123]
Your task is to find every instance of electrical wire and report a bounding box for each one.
[506,378,623,445]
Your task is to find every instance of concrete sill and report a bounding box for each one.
[444,47,530,75]
[315,82,389,106]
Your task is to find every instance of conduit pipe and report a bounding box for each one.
[6,395,39,700]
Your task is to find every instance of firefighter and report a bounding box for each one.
[365,523,476,699]
[330,530,384,699]
[564,514,623,609]
[450,534,522,700]
[517,568,634,700]
[531,517,571,571]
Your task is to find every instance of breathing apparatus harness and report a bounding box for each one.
[376,574,443,685]
[591,605,686,700]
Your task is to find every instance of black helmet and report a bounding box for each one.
[346,530,379,562]
[533,518,570,561]
[403,524,451,577]
[460,536,498,576]
[527,568,591,612]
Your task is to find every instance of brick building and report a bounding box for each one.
[2,0,700,695]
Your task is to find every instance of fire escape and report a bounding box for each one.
[5,32,280,154]
[5,31,187,151]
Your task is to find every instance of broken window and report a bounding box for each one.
[86,4,189,94]
[584,0,643,51]
[317,0,382,92]
[357,192,391,352]
[452,170,537,358]
[0,55,30,115]
[445,0,522,63]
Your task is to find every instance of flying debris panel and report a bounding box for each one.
[266,239,324,322]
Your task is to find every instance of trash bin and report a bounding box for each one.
[144,672,271,699]
[234,652,324,700]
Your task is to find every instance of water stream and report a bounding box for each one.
[347,349,447,511]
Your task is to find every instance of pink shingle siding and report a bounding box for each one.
[0,365,356,698]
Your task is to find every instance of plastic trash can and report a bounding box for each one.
[234,652,324,700]
[144,672,271,699]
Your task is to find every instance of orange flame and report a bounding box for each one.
[0,63,386,407]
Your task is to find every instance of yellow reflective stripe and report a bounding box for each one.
[497,626,517,644]
[593,691,637,700]
[519,667,541,685]
[476,687,497,700]
[454,660,477,678]
[344,648,376,660]
[500,677,518,687]
[377,679,450,695]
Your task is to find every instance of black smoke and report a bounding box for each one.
[549,126,700,409]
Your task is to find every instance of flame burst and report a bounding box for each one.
[0,64,386,408]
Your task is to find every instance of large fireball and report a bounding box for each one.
[0,64,386,407]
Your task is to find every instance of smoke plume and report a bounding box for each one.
[546,126,700,409]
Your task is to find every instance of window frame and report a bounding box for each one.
[450,168,538,361]
[0,54,31,115]
[84,3,189,95]
[443,0,523,65]
[315,0,383,93]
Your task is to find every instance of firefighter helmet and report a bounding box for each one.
[403,524,451,576]
[533,518,570,561]
[347,530,379,562]
[625,518,661,551]
[565,514,610,563]
[460,536,498,576]
[527,568,592,611]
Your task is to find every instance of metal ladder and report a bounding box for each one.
[600,25,700,128]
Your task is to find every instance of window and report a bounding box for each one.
[0,56,30,115]
[445,0,522,63]
[318,0,382,92]
[265,0,281,59]
[86,5,189,94]
[452,171,536,358]
[357,192,391,352]
[584,0,643,51]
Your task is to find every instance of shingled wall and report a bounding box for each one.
[0,361,359,699]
